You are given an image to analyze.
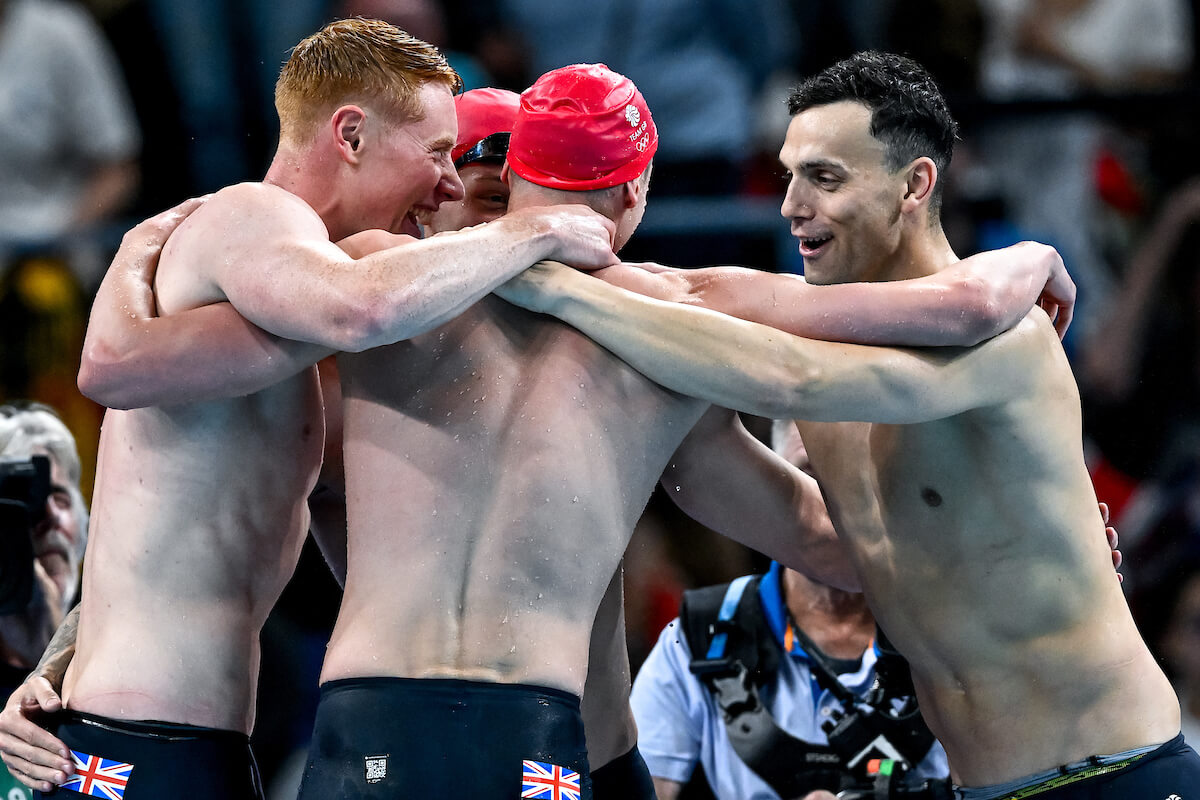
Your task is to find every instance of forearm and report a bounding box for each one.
[515,269,837,419]
[502,262,1008,423]
[682,244,1055,347]
[292,216,568,352]
[28,606,78,691]
[602,244,1055,350]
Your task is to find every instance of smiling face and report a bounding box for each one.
[364,82,465,236]
[778,101,910,286]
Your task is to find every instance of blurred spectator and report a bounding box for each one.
[884,0,986,95]
[630,422,948,800]
[142,0,332,194]
[972,0,1194,346]
[338,0,493,89]
[0,402,88,679]
[494,0,795,266]
[1127,494,1200,745]
[1159,562,1200,744]
[0,401,87,800]
[0,0,141,286]
[1080,176,1200,483]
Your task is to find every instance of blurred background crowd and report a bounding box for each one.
[3,0,1200,796]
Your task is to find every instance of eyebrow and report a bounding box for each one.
[797,158,844,173]
[778,155,845,172]
[431,135,456,151]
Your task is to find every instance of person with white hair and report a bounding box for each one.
[0,401,88,800]
[0,402,88,637]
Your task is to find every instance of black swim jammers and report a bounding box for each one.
[298,676,592,799]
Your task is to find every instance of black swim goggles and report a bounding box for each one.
[454,132,511,169]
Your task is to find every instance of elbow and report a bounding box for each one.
[324,296,397,353]
[77,339,136,409]
[956,277,1010,345]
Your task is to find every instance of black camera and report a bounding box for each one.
[821,698,952,800]
[831,758,954,800]
[0,455,50,614]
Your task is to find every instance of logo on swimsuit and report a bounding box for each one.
[364,754,389,784]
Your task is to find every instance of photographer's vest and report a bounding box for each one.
[680,564,938,798]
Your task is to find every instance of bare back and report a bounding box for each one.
[325,296,706,696]
[64,187,326,734]
[796,312,1179,785]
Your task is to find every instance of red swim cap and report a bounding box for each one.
[452,88,521,167]
[508,63,657,191]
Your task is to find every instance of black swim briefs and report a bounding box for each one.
[958,732,1200,799]
[297,676,592,799]
[33,710,263,800]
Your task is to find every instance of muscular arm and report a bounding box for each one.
[665,408,858,591]
[595,240,1072,346]
[496,262,1051,422]
[78,199,332,408]
[0,607,80,791]
[201,185,616,353]
[82,190,616,408]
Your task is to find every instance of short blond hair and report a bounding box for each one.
[275,17,462,145]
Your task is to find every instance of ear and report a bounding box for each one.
[500,162,512,185]
[900,157,937,213]
[619,177,643,210]
[331,105,368,164]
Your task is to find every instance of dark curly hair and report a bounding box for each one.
[788,51,959,213]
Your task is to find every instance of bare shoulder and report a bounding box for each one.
[977,308,1069,369]
[966,308,1078,410]
[156,182,329,309]
[203,182,325,234]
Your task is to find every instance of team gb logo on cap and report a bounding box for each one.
[625,105,641,127]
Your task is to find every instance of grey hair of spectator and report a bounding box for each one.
[0,402,90,561]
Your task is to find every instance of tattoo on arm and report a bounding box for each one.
[30,606,79,690]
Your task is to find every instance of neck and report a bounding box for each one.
[264,145,352,241]
[878,222,957,282]
[878,225,960,284]
[782,569,875,660]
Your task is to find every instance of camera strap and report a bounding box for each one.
[681,575,855,797]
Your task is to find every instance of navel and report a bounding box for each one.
[921,487,943,507]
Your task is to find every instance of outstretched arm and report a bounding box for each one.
[202,186,618,353]
[0,607,79,791]
[496,261,1050,422]
[594,241,1072,347]
[78,200,332,409]
[664,408,859,591]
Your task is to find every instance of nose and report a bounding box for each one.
[780,179,814,222]
[438,159,465,204]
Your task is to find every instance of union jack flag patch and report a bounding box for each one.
[61,750,134,799]
[521,759,581,800]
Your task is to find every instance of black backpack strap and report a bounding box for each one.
[680,576,851,797]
